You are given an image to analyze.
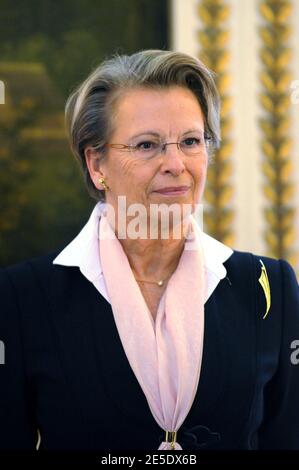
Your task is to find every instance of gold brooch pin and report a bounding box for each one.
[258,259,271,319]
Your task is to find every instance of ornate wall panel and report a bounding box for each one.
[171,0,298,273]
[259,0,297,266]
[197,0,234,247]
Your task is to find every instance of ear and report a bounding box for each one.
[84,146,107,190]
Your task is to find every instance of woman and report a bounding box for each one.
[0,49,298,451]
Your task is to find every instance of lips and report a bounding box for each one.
[156,186,189,191]
[153,186,190,195]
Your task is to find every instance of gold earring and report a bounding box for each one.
[98,177,110,190]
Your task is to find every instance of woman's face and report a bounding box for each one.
[88,85,208,218]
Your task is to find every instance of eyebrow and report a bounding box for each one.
[129,128,205,140]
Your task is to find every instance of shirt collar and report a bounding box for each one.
[53,201,233,285]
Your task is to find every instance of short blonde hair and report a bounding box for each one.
[65,49,220,201]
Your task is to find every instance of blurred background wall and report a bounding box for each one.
[0,0,298,276]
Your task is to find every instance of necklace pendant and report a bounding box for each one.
[157,280,163,287]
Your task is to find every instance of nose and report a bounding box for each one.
[159,142,186,175]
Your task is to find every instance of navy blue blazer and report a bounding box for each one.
[0,249,299,450]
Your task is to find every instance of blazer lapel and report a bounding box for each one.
[48,264,158,429]
[88,283,159,428]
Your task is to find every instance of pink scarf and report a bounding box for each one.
[99,213,205,450]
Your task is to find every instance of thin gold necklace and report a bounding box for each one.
[134,272,174,287]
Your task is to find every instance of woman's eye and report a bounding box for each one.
[136,141,159,151]
[181,137,201,147]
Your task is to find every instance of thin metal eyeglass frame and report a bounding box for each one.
[103,136,212,157]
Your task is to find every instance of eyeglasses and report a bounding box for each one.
[103,134,212,160]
